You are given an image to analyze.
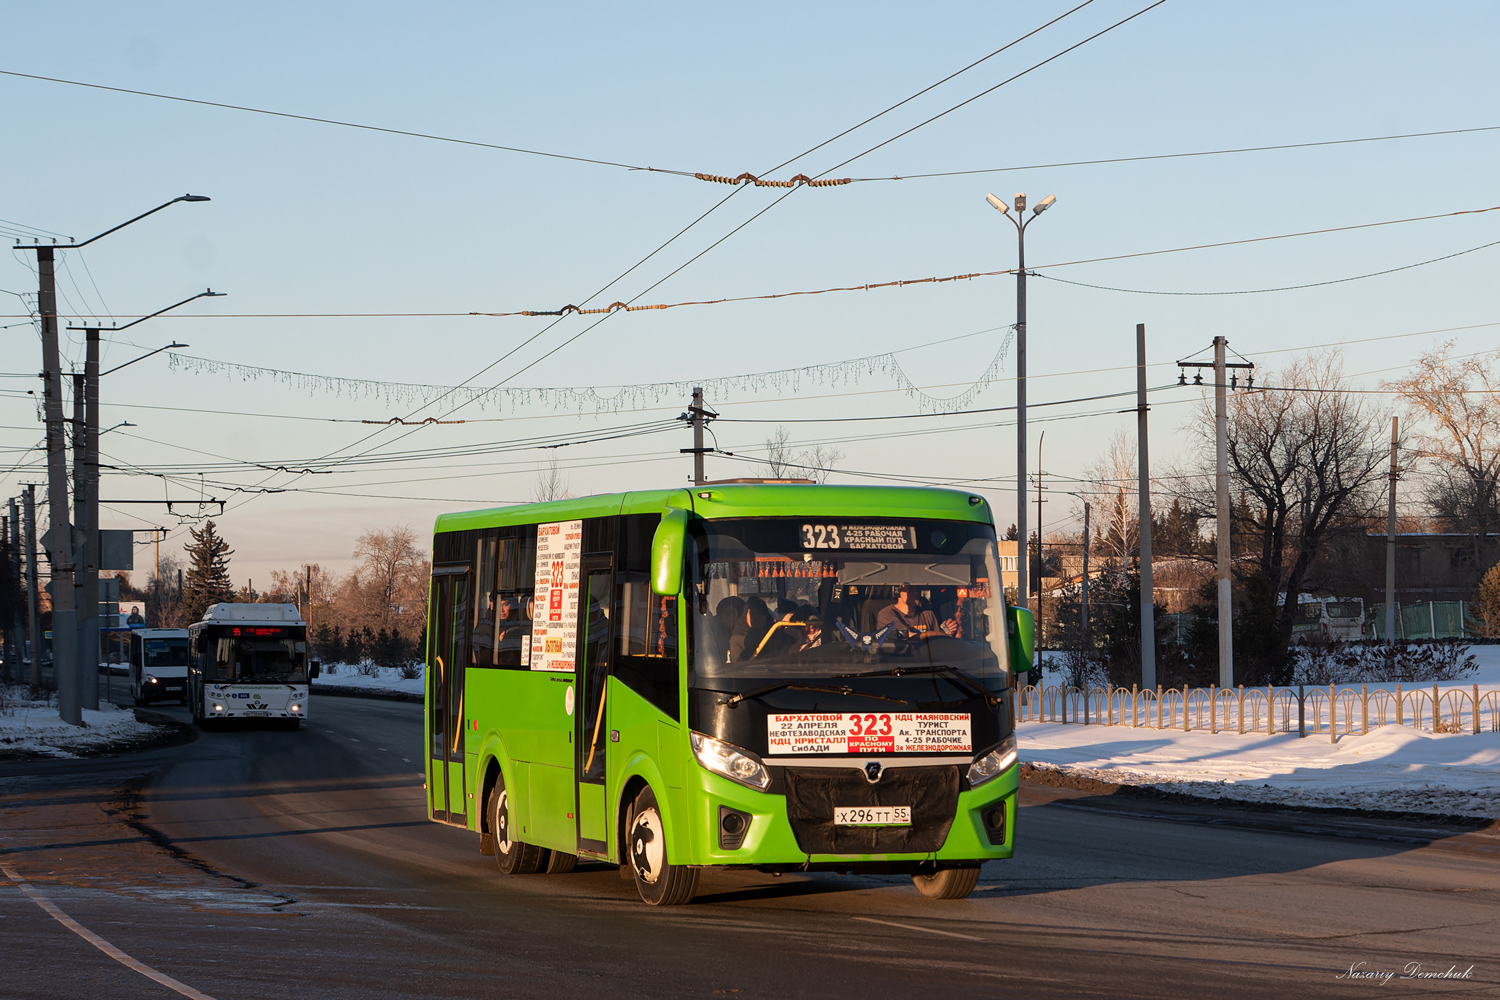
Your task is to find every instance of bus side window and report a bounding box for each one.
[614,514,679,720]
[492,529,537,669]
[215,638,235,681]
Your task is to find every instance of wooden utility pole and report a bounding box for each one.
[23,486,42,697]
[1081,502,1091,656]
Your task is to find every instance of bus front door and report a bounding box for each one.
[575,554,614,854]
[428,567,470,826]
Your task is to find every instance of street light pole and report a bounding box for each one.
[17,194,210,723]
[68,290,215,708]
[987,191,1056,612]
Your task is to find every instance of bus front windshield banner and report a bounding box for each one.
[210,625,308,684]
[690,519,1010,690]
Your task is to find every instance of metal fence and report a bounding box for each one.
[1017,681,1500,741]
[1366,601,1475,641]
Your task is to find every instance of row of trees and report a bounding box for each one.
[1048,343,1500,685]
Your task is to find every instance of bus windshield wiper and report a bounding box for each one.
[835,665,1003,706]
[720,682,910,708]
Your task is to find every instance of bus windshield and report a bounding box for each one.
[1326,601,1362,619]
[143,638,189,668]
[210,625,308,683]
[690,518,1009,691]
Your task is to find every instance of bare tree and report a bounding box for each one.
[761,426,842,482]
[351,526,427,636]
[762,426,796,478]
[1081,429,1138,572]
[1190,351,1385,632]
[530,455,571,503]
[1385,342,1500,578]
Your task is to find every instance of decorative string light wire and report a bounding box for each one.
[165,330,1012,416]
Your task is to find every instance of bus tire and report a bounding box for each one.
[489,778,545,875]
[545,850,578,874]
[912,866,980,900]
[628,786,697,906]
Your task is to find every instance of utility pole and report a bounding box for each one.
[6,500,19,683]
[1178,341,1252,689]
[1081,501,1091,657]
[681,387,716,485]
[23,486,42,697]
[37,247,81,724]
[1135,323,1157,690]
[1034,431,1046,642]
[1386,416,1399,645]
[1213,336,1233,688]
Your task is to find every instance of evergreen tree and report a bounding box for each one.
[181,520,235,624]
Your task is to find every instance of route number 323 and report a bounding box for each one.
[848,713,893,736]
[801,524,841,549]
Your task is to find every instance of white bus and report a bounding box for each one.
[187,603,315,728]
[129,628,190,705]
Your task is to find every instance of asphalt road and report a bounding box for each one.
[2,693,1498,999]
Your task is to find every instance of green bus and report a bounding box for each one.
[424,484,1034,905]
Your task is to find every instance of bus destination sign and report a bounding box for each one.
[766,712,971,755]
[799,523,917,551]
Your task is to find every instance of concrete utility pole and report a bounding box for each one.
[1214,336,1233,689]
[23,486,42,697]
[6,500,19,682]
[37,247,81,725]
[1034,431,1046,637]
[1136,324,1157,690]
[1386,416,1399,645]
[986,191,1057,612]
[681,387,717,485]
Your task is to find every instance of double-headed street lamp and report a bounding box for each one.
[17,194,210,724]
[68,290,221,709]
[986,191,1056,612]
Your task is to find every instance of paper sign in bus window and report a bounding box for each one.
[531,520,582,672]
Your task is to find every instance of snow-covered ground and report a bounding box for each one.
[1022,646,1500,818]
[313,662,424,697]
[0,685,162,758]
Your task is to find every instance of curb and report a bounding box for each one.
[310,684,423,704]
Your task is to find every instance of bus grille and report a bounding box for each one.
[782,766,959,855]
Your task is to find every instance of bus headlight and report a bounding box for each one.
[290,704,301,713]
[147,676,159,684]
[690,732,771,792]
[968,734,1018,787]
[212,703,225,713]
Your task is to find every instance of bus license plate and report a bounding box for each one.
[834,806,911,827]
[244,710,269,717]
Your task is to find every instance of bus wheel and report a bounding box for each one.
[912,866,980,900]
[489,779,545,875]
[545,850,578,874]
[628,786,697,906]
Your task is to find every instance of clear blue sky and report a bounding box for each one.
[3,1,1498,586]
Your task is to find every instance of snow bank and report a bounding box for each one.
[0,686,161,758]
[313,662,424,697]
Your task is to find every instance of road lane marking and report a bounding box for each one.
[851,916,985,941]
[3,865,220,999]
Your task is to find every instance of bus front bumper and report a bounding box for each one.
[682,763,1018,869]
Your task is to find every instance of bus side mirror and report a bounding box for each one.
[309,659,321,680]
[1006,606,1036,673]
[651,508,689,595]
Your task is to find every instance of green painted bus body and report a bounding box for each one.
[425,485,1020,872]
